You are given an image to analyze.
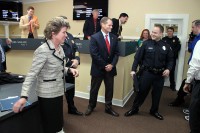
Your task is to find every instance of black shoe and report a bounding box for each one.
[68,110,83,116]
[170,85,176,91]
[105,108,119,117]
[171,87,176,91]
[84,107,93,116]
[124,108,139,117]
[150,112,164,120]
[168,99,185,107]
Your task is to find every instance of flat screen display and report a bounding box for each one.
[0,1,23,22]
[73,0,108,20]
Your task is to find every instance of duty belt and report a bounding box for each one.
[142,66,165,74]
[194,79,200,83]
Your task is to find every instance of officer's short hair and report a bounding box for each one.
[119,13,129,18]
[167,27,174,32]
[194,20,200,27]
[155,24,164,33]
[100,17,111,24]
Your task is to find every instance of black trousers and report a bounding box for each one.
[28,33,34,38]
[38,96,63,133]
[133,71,164,113]
[65,74,77,111]
[189,81,200,133]
[89,73,114,109]
[169,59,176,88]
[177,79,188,98]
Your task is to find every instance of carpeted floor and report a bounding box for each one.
[63,87,190,133]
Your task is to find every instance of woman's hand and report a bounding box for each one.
[13,98,27,113]
[69,68,79,77]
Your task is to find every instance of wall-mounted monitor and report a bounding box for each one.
[0,1,23,22]
[73,0,108,20]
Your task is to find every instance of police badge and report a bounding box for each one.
[162,46,166,50]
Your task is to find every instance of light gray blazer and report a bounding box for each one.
[21,40,69,98]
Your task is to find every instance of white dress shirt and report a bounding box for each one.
[186,40,200,83]
[101,30,110,44]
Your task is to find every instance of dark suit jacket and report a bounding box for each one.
[83,17,101,40]
[90,31,119,77]
[111,18,122,37]
[0,39,11,71]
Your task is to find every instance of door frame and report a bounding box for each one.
[145,14,189,90]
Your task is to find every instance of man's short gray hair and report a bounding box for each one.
[100,17,111,25]
[194,20,200,27]
[92,9,99,14]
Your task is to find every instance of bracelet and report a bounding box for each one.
[21,96,28,100]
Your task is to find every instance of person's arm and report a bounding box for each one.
[67,33,80,68]
[71,45,80,68]
[111,39,119,67]
[165,44,174,71]
[106,39,120,72]
[83,19,90,39]
[65,67,79,77]
[32,16,39,29]
[21,47,47,97]
[71,43,80,68]
[13,46,47,113]
[19,16,29,29]
[174,37,181,58]
[132,41,146,72]
[111,19,118,37]
[185,41,200,84]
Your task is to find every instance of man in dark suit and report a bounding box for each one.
[60,16,83,116]
[111,13,129,40]
[0,38,11,72]
[83,9,101,40]
[85,17,120,117]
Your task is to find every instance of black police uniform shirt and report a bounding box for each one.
[162,36,181,59]
[132,39,174,72]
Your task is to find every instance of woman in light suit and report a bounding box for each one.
[13,17,79,133]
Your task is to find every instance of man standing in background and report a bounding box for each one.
[162,27,181,91]
[19,6,39,38]
[111,13,129,40]
[83,9,101,40]
[85,17,120,117]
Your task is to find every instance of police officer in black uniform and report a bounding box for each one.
[61,16,83,115]
[124,25,173,120]
[162,27,181,91]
